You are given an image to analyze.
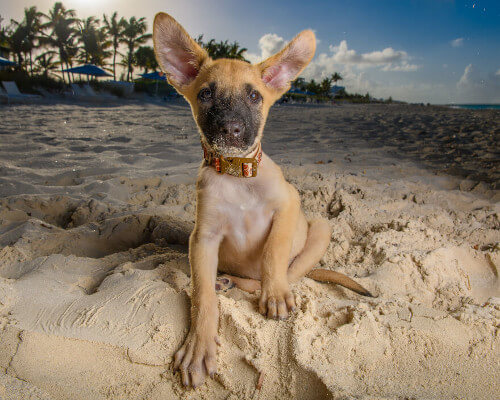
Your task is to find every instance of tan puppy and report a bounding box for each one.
[153,13,372,388]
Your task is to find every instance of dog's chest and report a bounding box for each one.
[215,182,274,249]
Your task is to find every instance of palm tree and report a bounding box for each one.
[134,45,157,74]
[227,41,247,60]
[292,77,306,91]
[320,76,333,96]
[196,35,248,61]
[0,15,8,48]
[103,12,124,80]
[34,52,58,78]
[4,21,27,69]
[120,17,151,81]
[306,79,320,94]
[331,72,343,86]
[19,6,43,74]
[78,16,97,64]
[40,2,78,83]
[77,17,111,66]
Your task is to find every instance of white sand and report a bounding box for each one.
[0,102,498,399]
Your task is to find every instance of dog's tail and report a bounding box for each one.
[307,269,374,297]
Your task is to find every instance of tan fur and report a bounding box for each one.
[153,12,372,388]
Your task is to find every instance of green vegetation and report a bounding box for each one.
[102,12,125,80]
[0,3,396,103]
[134,46,158,74]
[288,74,396,104]
[0,2,251,96]
[292,73,344,97]
[39,2,78,83]
[120,17,151,81]
[195,35,248,61]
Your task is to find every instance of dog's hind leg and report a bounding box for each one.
[287,218,331,283]
[288,218,373,297]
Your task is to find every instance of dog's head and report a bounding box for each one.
[153,13,315,157]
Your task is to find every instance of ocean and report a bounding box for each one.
[448,104,500,110]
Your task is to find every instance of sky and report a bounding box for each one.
[1,0,499,104]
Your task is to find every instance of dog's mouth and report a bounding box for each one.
[202,132,258,157]
[202,127,257,157]
[214,137,246,154]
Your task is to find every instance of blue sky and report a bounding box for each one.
[3,0,500,103]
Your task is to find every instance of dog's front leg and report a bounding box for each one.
[174,228,221,388]
[260,186,300,319]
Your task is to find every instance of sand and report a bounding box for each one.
[0,101,498,399]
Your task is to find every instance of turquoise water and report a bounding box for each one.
[448,104,500,110]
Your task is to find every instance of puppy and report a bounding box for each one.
[152,12,372,388]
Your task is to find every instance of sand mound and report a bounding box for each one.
[0,168,498,399]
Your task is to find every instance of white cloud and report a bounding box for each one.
[328,41,415,68]
[302,39,419,79]
[382,61,419,72]
[258,33,287,60]
[456,64,500,103]
[450,37,464,47]
[243,33,286,64]
[496,69,500,76]
[457,63,476,87]
[244,36,418,72]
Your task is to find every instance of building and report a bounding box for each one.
[330,85,345,96]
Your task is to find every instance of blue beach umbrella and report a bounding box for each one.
[63,64,112,80]
[139,71,167,94]
[140,71,167,81]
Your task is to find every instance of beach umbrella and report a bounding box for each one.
[0,56,16,67]
[62,64,112,81]
[140,71,166,81]
[139,71,166,95]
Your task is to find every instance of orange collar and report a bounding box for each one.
[202,143,263,178]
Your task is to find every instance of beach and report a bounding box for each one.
[0,101,498,399]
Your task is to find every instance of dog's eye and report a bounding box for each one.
[248,90,261,103]
[198,88,212,102]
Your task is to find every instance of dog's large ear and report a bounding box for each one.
[258,30,316,93]
[153,12,209,90]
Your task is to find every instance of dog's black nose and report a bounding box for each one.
[222,121,244,137]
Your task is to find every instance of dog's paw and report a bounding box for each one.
[173,329,220,388]
[215,275,235,291]
[259,283,295,320]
